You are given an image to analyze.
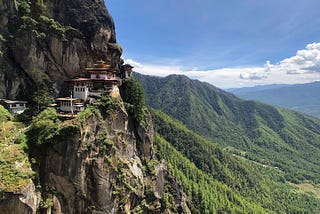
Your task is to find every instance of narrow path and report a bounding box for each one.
[0,125,30,152]
[8,126,29,145]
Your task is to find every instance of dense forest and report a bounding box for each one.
[152,109,320,213]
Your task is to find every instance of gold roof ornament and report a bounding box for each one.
[85,60,116,73]
[121,64,134,72]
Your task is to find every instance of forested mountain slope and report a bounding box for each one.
[152,109,320,213]
[135,73,320,184]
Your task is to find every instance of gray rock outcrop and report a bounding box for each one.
[0,180,40,214]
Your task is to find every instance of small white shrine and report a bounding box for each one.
[0,99,28,114]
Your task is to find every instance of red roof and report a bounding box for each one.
[68,77,121,82]
[69,78,91,81]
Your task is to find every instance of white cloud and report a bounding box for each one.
[124,58,184,76]
[239,61,272,80]
[278,42,320,74]
[126,42,320,88]
[124,58,143,68]
[240,72,267,80]
[264,60,272,73]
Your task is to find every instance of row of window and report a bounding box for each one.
[74,87,87,92]
[60,102,72,106]
[91,74,113,78]
[10,103,26,108]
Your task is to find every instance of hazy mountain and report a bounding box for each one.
[226,84,288,93]
[229,81,320,118]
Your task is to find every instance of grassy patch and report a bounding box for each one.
[0,105,13,123]
[0,108,34,192]
[0,144,35,192]
[290,183,320,198]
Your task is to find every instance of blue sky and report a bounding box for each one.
[106,0,320,88]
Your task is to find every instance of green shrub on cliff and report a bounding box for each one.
[17,0,77,41]
[0,144,35,192]
[120,77,147,124]
[26,108,60,146]
[91,94,122,118]
[0,105,13,123]
[25,108,79,161]
[0,106,34,192]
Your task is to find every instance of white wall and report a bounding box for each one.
[73,86,89,101]
[9,103,27,114]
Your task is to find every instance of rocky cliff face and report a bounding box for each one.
[0,0,122,99]
[0,181,40,214]
[0,97,190,213]
[33,100,189,213]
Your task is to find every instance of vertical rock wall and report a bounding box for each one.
[34,104,189,213]
[0,0,122,99]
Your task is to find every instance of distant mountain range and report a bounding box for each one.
[227,81,320,118]
[227,84,289,93]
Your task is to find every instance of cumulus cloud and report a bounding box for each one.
[240,72,267,80]
[264,60,272,73]
[278,42,320,74]
[125,42,320,88]
[239,61,272,80]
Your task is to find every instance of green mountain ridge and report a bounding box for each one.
[135,73,320,184]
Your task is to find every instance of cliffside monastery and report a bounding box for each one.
[0,60,132,115]
[55,60,133,114]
